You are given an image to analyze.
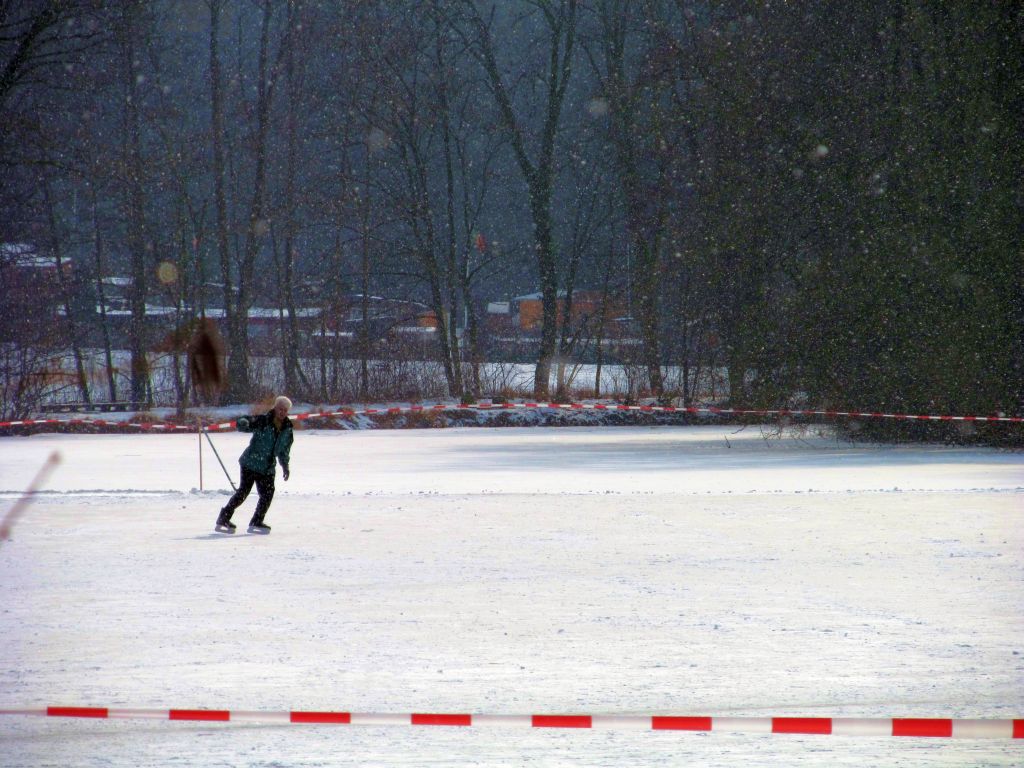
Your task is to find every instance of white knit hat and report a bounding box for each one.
[274,395,292,409]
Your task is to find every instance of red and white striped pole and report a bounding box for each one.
[2,707,1022,739]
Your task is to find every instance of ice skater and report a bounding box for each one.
[215,395,293,534]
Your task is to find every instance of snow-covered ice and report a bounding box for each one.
[1,425,1022,766]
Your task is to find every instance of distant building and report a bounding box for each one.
[311,294,440,358]
[502,290,628,333]
[5,252,444,360]
[0,242,71,294]
[482,289,630,334]
[0,243,71,342]
[484,289,638,362]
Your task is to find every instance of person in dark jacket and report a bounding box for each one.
[215,395,294,534]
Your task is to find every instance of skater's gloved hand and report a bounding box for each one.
[237,416,250,430]
[283,467,290,481]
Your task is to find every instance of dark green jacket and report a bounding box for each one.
[236,410,293,475]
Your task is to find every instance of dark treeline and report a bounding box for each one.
[1,1,1021,437]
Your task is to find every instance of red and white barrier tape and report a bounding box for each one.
[1,401,1021,432]
[1,707,1021,738]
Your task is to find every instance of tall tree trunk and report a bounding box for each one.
[530,186,559,399]
[633,238,663,397]
[401,136,459,397]
[281,0,307,396]
[89,185,118,401]
[121,1,150,406]
[209,0,238,404]
[359,152,371,399]
[459,265,482,396]
[436,23,464,396]
[456,147,491,399]
[592,0,665,399]
[593,243,615,400]
[554,217,582,403]
[43,179,90,405]
[318,312,328,402]
[469,1,578,398]
[231,0,278,400]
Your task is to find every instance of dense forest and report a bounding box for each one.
[1,2,1021,436]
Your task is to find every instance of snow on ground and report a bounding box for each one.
[1,425,1022,766]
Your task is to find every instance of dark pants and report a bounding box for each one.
[221,467,275,525]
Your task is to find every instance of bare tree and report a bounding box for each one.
[460,0,579,398]
[275,0,309,396]
[582,0,682,399]
[439,2,506,399]
[41,176,90,404]
[118,1,153,405]
[87,180,118,401]
[552,156,613,401]
[207,0,290,402]
[0,0,107,111]
[372,8,463,396]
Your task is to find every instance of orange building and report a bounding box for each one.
[510,290,626,333]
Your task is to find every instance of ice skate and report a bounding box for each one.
[215,509,236,534]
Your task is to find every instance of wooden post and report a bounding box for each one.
[197,418,203,491]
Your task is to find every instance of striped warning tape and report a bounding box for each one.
[1,707,1021,738]
[1,401,1021,431]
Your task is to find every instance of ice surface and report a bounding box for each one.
[0,425,1021,766]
